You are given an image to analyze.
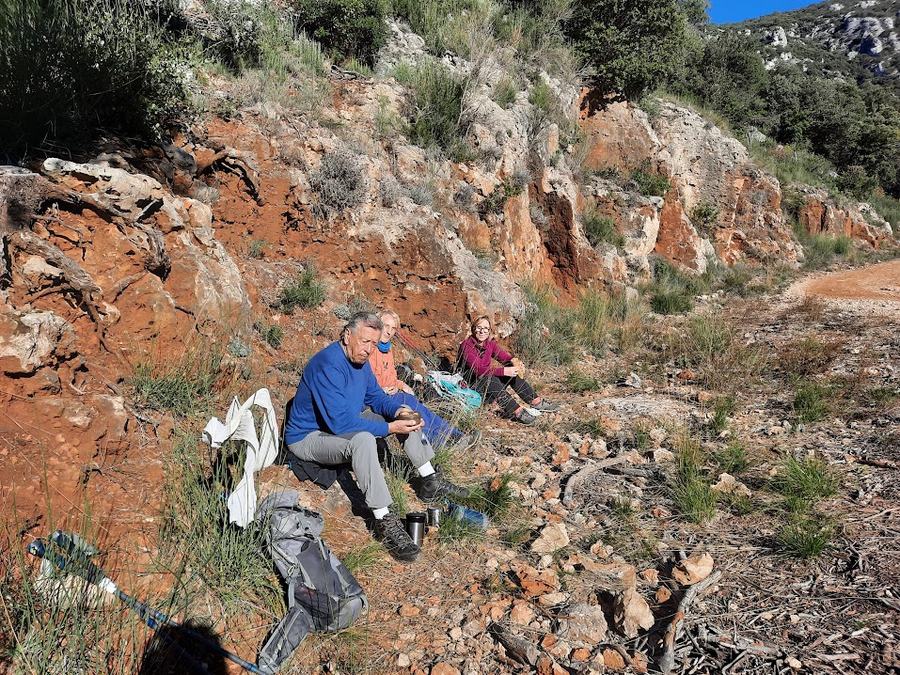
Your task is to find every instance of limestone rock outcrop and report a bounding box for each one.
[792,185,893,247]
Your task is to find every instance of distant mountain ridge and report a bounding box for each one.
[725,0,900,95]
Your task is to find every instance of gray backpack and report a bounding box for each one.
[257,491,368,674]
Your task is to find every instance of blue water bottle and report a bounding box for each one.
[447,503,490,530]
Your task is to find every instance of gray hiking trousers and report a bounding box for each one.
[286,410,434,510]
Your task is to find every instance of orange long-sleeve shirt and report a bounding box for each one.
[368,346,400,390]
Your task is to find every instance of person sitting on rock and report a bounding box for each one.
[369,309,478,450]
[284,311,470,562]
[457,315,559,425]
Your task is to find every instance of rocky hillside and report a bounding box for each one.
[1,8,899,675]
[728,0,900,92]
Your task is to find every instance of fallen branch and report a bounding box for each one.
[196,147,263,205]
[697,625,782,658]
[562,455,631,506]
[488,622,538,667]
[658,570,723,674]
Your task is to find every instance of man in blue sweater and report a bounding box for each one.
[285,312,469,561]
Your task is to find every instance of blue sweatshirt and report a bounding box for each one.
[284,341,401,445]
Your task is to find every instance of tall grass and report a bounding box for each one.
[659,312,764,391]
[514,283,644,365]
[1,540,148,673]
[132,346,224,417]
[156,434,283,613]
[277,265,327,312]
[670,433,716,524]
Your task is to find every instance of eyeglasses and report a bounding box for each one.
[474,327,490,333]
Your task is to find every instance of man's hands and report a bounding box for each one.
[400,382,415,394]
[389,406,424,434]
[384,385,399,395]
[388,418,424,434]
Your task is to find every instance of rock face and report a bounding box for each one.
[0,153,251,524]
[793,185,893,246]
[651,102,800,269]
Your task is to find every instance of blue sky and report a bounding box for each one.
[709,0,819,24]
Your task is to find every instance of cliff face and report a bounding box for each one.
[0,21,893,536]
[729,0,900,93]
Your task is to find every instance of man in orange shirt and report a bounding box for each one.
[369,310,476,450]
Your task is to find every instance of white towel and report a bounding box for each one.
[202,388,280,527]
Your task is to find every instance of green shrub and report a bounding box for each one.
[661,312,764,391]
[458,473,516,520]
[650,288,693,315]
[204,0,290,73]
[342,542,385,574]
[492,76,519,108]
[671,433,716,524]
[278,266,327,312]
[707,396,736,435]
[565,0,689,100]
[714,441,749,475]
[712,264,756,297]
[565,369,601,393]
[583,210,625,248]
[249,239,268,259]
[399,60,471,157]
[690,200,719,232]
[481,177,525,215]
[0,0,187,157]
[310,150,368,213]
[777,515,834,558]
[796,228,853,271]
[793,382,830,423]
[256,322,284,348]
[630,168,671,196]
[513,284,576,366]
[645,256,712,314]
[132,347,223,416]
[515,283,643,364]
[291,0,387,67]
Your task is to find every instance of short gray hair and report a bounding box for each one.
[343,311,383,336]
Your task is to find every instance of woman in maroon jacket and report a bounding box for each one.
[457,316,559,425]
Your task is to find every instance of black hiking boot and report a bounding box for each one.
[415,472,472,503]
[375,513,420,562]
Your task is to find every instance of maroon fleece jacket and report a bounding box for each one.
[458,336,514,378]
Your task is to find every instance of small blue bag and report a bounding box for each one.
[426,371,482,410]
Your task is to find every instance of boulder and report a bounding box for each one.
[0,309,76,375]
[557,603,608,647]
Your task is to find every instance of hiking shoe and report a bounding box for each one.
[533,399,560,413]
[453,431,481,451]
[416,472,472,503]
[375,513,420,562]
[516,410,538,425]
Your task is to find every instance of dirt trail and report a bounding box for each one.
[789,258,900,316]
